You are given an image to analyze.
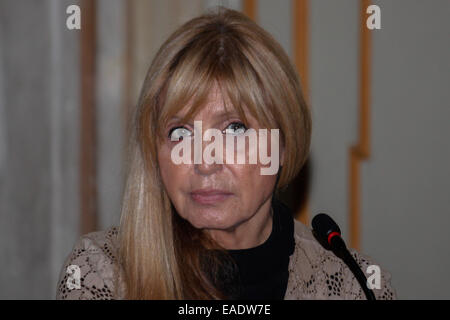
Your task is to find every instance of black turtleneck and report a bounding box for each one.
[224,198,295,300]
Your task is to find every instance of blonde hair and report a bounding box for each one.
[118,6,311,299]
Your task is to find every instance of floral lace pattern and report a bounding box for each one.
[56,221,396,300]
[284,221,396,300]
[56,227,125,300]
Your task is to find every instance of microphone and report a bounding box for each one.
[311,213,376,300]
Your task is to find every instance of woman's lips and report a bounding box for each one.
[190,189,233,205]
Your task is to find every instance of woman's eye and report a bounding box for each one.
[168,127,192,141]
[223,122,248,135]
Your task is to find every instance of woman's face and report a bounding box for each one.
[157,85,283,246]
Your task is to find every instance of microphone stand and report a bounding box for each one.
[329,236,376,301]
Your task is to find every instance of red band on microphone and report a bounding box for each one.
[327,231,341,245]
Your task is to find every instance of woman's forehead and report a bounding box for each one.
[181,84,232,113]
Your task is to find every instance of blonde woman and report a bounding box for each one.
[57,7,396,300]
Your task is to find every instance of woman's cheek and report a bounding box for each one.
[158,144,179,189]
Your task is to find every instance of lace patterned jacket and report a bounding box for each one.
[56,220,397,300]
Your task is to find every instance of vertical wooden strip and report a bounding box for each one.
[360,0,372,157]
[349,0,372,250]
[243,0,257,21]
[293,0,310,225]
[349,146,361,249]
[80,0,98,234]
[124,0,134,145]
[293,0,309,103]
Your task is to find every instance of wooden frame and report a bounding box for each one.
[80,0,98,234]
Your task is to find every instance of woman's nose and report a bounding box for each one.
[193,140,224,175]
[194,161,223,176]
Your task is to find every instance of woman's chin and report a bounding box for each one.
[183,209,237,230]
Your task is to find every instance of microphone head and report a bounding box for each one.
[311,213,342,250]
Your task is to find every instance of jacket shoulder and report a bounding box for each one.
[285,220,397,300]
[56,227,123,300]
